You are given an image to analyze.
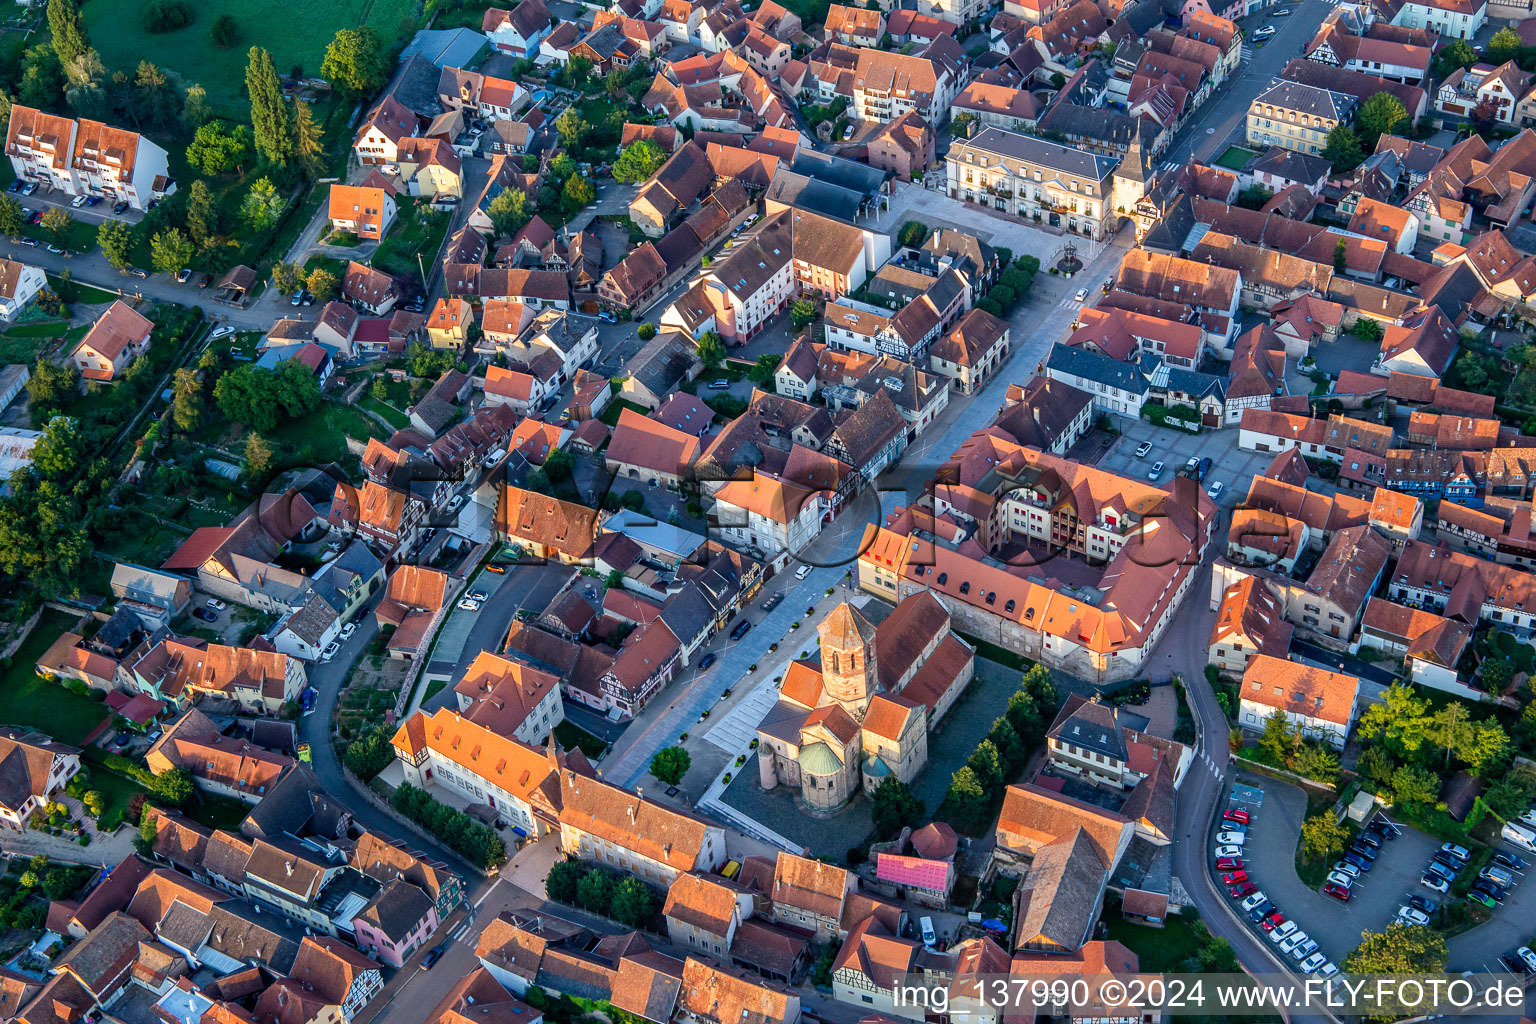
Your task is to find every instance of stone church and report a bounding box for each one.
[755,593,975,811]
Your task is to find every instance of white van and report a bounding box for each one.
[920,916,937,948]
[1503,821,1536,850]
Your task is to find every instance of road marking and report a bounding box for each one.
[472,878,502,910]
[451,924,467,940]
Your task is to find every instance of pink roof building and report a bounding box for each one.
[874,853,954,899]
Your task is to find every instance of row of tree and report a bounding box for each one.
[545,860,660,927]
[940,664,1060,833]
[390,782,507,869]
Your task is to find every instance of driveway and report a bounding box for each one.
[1097,417,1272,512]
[1230,773,1439,966]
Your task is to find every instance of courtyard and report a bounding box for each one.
[874,182,1108,270]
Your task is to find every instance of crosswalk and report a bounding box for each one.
[450,921,470,941]
[1159,159,1180,174]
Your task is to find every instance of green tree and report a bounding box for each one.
[48,0,91,65]
[171,368,201,431]
[966,738,1003,790]
[637,322,657,341]
[1389,763,1439,805]
[1484,763,1536,819]
[1022,663,1060,710]
[1258,711,1295,765]
[748,353,781,386]
[1344,922,1447,973]
[556,107,589,149]
[26,361,78,409]
[649,746,691,785]
[546,861,584,903]
[31,415,81,479]
[943,766,990,833]
[133,61,180,131]
[1433,39,1479,79]
[186,120,252,176]
[185,179,217,250]
[210,13,239,48]
[1333,238,1347,274]
[1355,92,1409,150]
[1461,720,1510,775]
[149,228,193,273]
[561,174,596,214]
[292,100,325,178]
[1483,655,1516,694]
[870,777,923,841]
[150,767,194,806]
[789,297,817,328]
[270,261,304,295]
[246,47,293,166]
[242,177,285,229]
[576,869,613,912]
[613,139,666,183]
[1005,688,1041,743]
[696,331,726,369]
[321,27,387,96]
[1428,701,1472,768]
[0,195,23,237]
[133,811,158,856]
[987,716,1028,777]
[371,375,389,401]
[344,727,395,780]
[182,83,212,129]
[62,48,106,119]
[243,432,274,478]
[1490,26,1524,64]
[1322,124,1364,172]
[1293,743,1340,784]
[1299,812,1349,861]
[40,206,72,248]
[96,218,136,270]
[215,360,321,431]
[544,448,574,481]
[18,46,64,110]
[487,187,532,238]
[1357,683,1431,754]
[610,877,656,927]
[898,220,928,247]
[1351,317,1383,343]
[307,268,338,302]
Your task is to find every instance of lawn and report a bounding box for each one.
[185,794,251,831]
[0,610,111,746]
[1216,146,1260,172]
[374,202,451,282]
[97,506,190,567]
[263,399,389,465]
[1104,912,1208,972]
[555,720,609,759]
[82,748,150,832]
[22,215,100,253]
[360,394,410,429]
[48,274,120,306]
[88,0,420,120]
[599,398,649,427]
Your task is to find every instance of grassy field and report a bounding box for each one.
[264,400,388,465]
[359,394,410,429]
[89,0,420,120]
[0,610,111,746]
[374,203,450,281]
[1216,146,1260,172]
[81,749,150,831]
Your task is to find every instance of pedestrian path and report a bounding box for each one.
[704,676,780,753]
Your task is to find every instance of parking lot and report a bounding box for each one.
[1215,774,1440,968]
[9,178,144,224]
[1097,415,1272,511]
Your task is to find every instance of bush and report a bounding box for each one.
[141,0,194,32]
[389,782,506,869]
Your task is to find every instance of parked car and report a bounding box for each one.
[1368,818,1402,839]
[85,195,101,207]
[1073,288,1088,302]
[1299,953,1327,973]
[1330,861,1360,878]
[1325,871,1355,889]
[709,379,731,389]
[1468,890,1498,909]
[1471,882,1507,903]
[45,244,63,254]
[175,268,192,283]
[1441,843,1471,862]
[1354,831,1382,850]
[421,946,446,970]
[14,237,36,247]
[1220,820,1247,833]
[1207,481,1225,500]
[1480,865,1514,887]
[199,273,213,287]
[1215,856,1243,871]
[205,598,226,611]
[762,593,785,611]
[1292,938,1318,962]
[1405,894,1433,914]
[127,267,147,278]
[1494,851,1528,871]
[339,623,357,641]
[1253,24,1276,37]
[1319,962,1342,979]
[1421,872,1450,894]
[5,180,19,193]
[1431,850,1462,871]
[485,563,507,574]
[1222,870,1248,885]
[1247,901,1275,923]
[322,641,339,662]
[1347,841,1378,860]
[1268,921,1297,944]
[70,194,87,207]
[21,182,36,195]
[1223,808,1250,824]
[1397,906,1430,926]
[112,200,129,214]
[457,597,482,611]
[698,652,718,670]
[1185,456,1199,472]
[794,564,812,580]
[1519,947,1536,973]
[1341,851,1373,872]
[191,608,217,623]
[468,589,488,602]
[1425,859,1455,880]
[1134,441,1152,458]
[1229,881,1255,898]
[1240,892,1268,913]
[1147,460,1165,480]
[730,619,752,641]
[1216,831,1246,845]
[291,290,306,306]
[1322,882,1351,902]
[1261,911,1286,932]
[1279,930,1308,955]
